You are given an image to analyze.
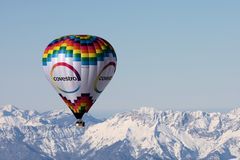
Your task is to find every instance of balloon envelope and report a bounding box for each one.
[42,35,117,119]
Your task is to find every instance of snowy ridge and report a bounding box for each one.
[0,105,240,160]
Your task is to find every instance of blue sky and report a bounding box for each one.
[0,1,240,118]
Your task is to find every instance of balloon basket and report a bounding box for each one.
[75,119,85,127]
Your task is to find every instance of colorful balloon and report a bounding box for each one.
[42,35,117,125]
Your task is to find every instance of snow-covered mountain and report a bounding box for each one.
[0,105,239,160]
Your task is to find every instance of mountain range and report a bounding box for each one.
[0,105,239,160]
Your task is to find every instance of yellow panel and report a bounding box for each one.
[61,43,67,47]
[53,46,60,50]
[66,46,73,50]
[89,53,96,58]
[96,49,102,54]
[81,103,87,107]
[81,53,89,58]
[73,50,81,54]
[43,54,48,58]
[47,49,53,54]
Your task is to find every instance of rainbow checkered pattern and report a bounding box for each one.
[59,93,93,114]
[42,35,117,66]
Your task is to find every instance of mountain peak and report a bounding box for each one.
[135,106,158,114]
[0,104,18,112]
[229,107,240,114]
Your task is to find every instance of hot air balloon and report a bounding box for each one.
[42,35,117,127]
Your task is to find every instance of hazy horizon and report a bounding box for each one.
[1,103,240,119]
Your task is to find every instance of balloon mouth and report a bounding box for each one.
[94,62,116,93]
[50,62,81,94]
